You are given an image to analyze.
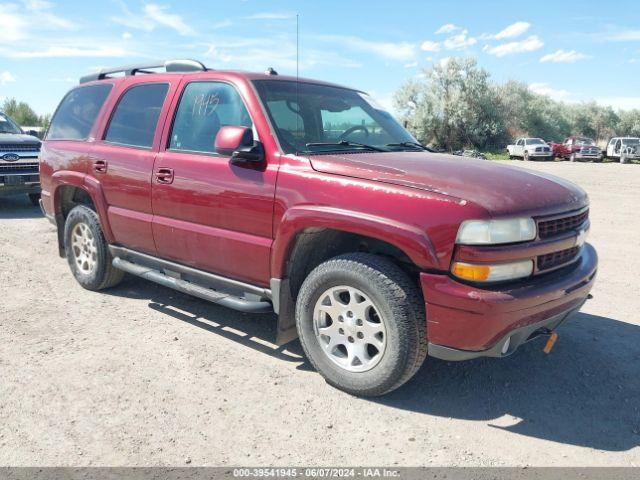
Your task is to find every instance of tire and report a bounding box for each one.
[64,205,124,291]
[28,193,41,206]
[295,253,427,397]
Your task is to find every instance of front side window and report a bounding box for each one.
[48,84,113,140]
[169,82,252,154]
[516,139,523,146]
[253,80,416,154]
[104,83,169,148]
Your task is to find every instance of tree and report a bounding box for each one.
[393,56,638,151]
[394,58,505,151]
[1,98,49,127]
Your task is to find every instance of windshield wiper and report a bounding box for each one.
[385,141,433,151]
[305,140,388,152]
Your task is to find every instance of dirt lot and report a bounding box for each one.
[0,161,638,467]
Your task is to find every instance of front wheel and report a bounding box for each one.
[295,253,427,396]
[64,205,124,291]
[28,193,41,206]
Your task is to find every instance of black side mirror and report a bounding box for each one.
[231,142,265,165]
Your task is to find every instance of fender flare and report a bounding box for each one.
[270,205,439,279]
[51,171,114,243]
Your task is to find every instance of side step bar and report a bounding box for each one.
[110,246,273,313]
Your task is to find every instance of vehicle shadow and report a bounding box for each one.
[104,276,639,451]
[0,195,42,219]
[104,276,312,370]
[374,312,640,452]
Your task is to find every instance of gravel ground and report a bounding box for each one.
[0,161,638,467]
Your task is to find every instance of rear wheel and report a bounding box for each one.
[64,205,124,290]
[295,253,427,396]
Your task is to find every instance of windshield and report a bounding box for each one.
[527,138,545,145]
[0,113,23,134]
[575,138,595,146]
[622,138,640,145]
[253,80,417,154]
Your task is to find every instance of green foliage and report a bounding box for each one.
[1,98,50,128]
[394,58,640,150]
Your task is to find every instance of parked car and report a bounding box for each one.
[40,60,597,396]
[0,111,41,204]
[506,138,552,160]
[453,149,487,160]
[550,137,602,162]
[604,137,640,163]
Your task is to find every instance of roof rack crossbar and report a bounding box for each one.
[79,59,207,84]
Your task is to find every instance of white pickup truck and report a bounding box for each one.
[604,137,640,163]
[507,137,552,161]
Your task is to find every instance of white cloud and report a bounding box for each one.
[485,35,543,57]
[0,5,29,43]
[8,46,131,58]
[22,0,75,29]
[143,4,194,36]
[0,71,16,85]
[111,3,194,35]
[246,12,295,20]
[443,30,477,50]
[420,41,440,52]
[540,49,590,63]
[435,23,460,34]
[493,21,530,40]
[404,61,418,68]
[122,32,132,40]
[317,35,416,61]
[529,83,571,100]
[607,29,640,41]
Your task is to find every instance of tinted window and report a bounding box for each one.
[253,80,415,154]
[169,82,252,154]
[105,83,169,148]
[47,84,112,140]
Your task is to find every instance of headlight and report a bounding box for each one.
[456,218,536,245]
[451,260,533,283]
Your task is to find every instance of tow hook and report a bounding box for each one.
[587,293,593,300]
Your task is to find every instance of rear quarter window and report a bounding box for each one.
[104,83,169,149]
[47,84,113,140]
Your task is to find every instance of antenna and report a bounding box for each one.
[296,13,300,155]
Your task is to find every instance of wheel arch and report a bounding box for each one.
[51,171,113,256]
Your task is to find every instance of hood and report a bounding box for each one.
[0,133,41,145]
[309,152,588,217]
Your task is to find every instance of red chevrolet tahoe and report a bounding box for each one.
[40,60,597,396]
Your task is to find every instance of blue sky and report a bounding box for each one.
[1,0,639,115]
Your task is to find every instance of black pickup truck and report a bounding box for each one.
[0,111,41,205]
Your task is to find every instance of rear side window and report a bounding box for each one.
[169,82,252,154]
[47,84,112,140]
[105,83,169,148]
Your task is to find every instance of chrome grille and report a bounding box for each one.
[0,144,41,152]
[0,163,39,172]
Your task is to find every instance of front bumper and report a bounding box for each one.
[421,243,597,360]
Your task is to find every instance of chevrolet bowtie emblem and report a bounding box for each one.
[575,228,587,247]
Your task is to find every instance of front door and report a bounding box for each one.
[91,82,172,255]
[151,80,277,287]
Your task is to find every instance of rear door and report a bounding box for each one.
[150,79,277,286]
[90,81,174,254]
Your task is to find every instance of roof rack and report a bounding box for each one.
[79,59,207,84]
